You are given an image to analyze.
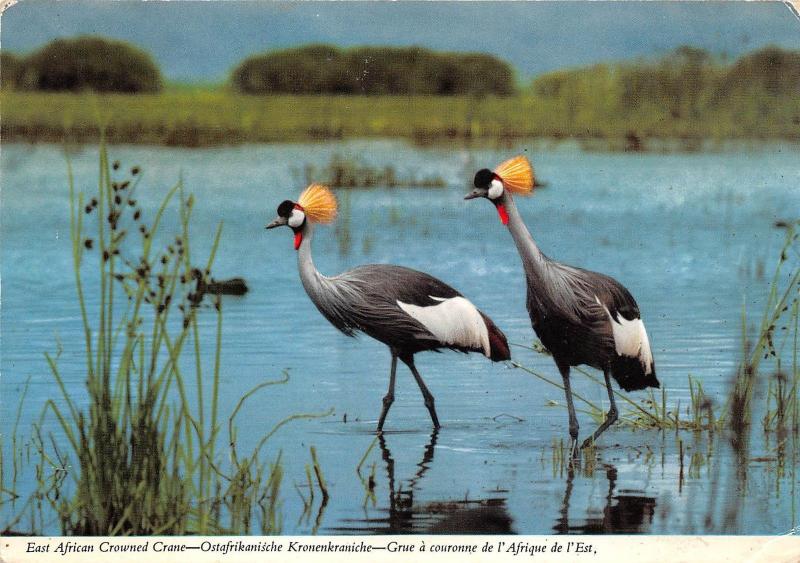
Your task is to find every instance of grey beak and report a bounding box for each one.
[464,189,483,200]
[265,216,287,229]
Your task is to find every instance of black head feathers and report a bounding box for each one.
[277,200,295,218]
[474,168,495,189]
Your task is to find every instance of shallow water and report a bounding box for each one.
[1,140,798,534]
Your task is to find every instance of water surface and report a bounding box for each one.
[1,140,798,534]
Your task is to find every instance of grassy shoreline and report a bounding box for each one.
[3,90,798,148]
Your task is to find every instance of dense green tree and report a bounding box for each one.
[23,36,162,93]
[231,45,515,96]
[720,46,800,96]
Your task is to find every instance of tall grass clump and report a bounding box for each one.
[726,220,800,434]
[3,140,306,535]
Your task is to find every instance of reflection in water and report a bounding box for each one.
[720,431,747,533]
[328,430,513,534]
[554,464,656,534]
[380,429,438,517]
[327,428,797,535]
[691,428,788,534]
[427,505,514,535]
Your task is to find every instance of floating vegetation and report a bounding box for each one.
[296,154,447,189]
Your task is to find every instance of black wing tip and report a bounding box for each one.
[639,372,660,390]
[479,311,511,362]
[610,357,659,392]
[490,339,511,362]
[489,320,511,362]
[618,378,659,392]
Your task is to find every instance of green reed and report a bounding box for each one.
[722,220,800,433]
[298,154,447,189]
[1,139,325,535]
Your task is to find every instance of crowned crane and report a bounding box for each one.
[266,184,510,431]
[465,156,658,450]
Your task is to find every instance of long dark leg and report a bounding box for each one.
[581,368,619,449]
[377,352,398,432]
[557,362,580,456]
[401,354,440,429]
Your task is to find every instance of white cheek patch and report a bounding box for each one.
[487,179,504,200]
[288,209,305,228]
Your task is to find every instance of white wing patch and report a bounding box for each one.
[597,296,654,375]
[397,296,491,357]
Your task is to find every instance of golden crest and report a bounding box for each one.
[297,183,338,223]
[494,155,534,195]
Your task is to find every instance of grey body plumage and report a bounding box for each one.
[298,222,507,357]
[273,213,510,431]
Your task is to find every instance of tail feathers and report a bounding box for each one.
[479,312,511,362]
[610,356,659,392]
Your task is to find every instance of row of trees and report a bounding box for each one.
[230,44,515,95]
[1,37,514,95]
[531,46,800,123]
[2,35,798,106]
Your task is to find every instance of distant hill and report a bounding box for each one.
[2,1,799,83]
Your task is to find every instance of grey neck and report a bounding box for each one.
[293,222,359,336]
[502,192,546,269]
[296,221,324,295]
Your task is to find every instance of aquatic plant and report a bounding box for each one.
[730,219,800,434]
[299,154,447,189]
[0,140,326,535]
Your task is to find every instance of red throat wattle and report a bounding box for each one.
[495,203,509,225]
[293,231,303,250]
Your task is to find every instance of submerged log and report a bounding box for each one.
[202,277,248,296]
